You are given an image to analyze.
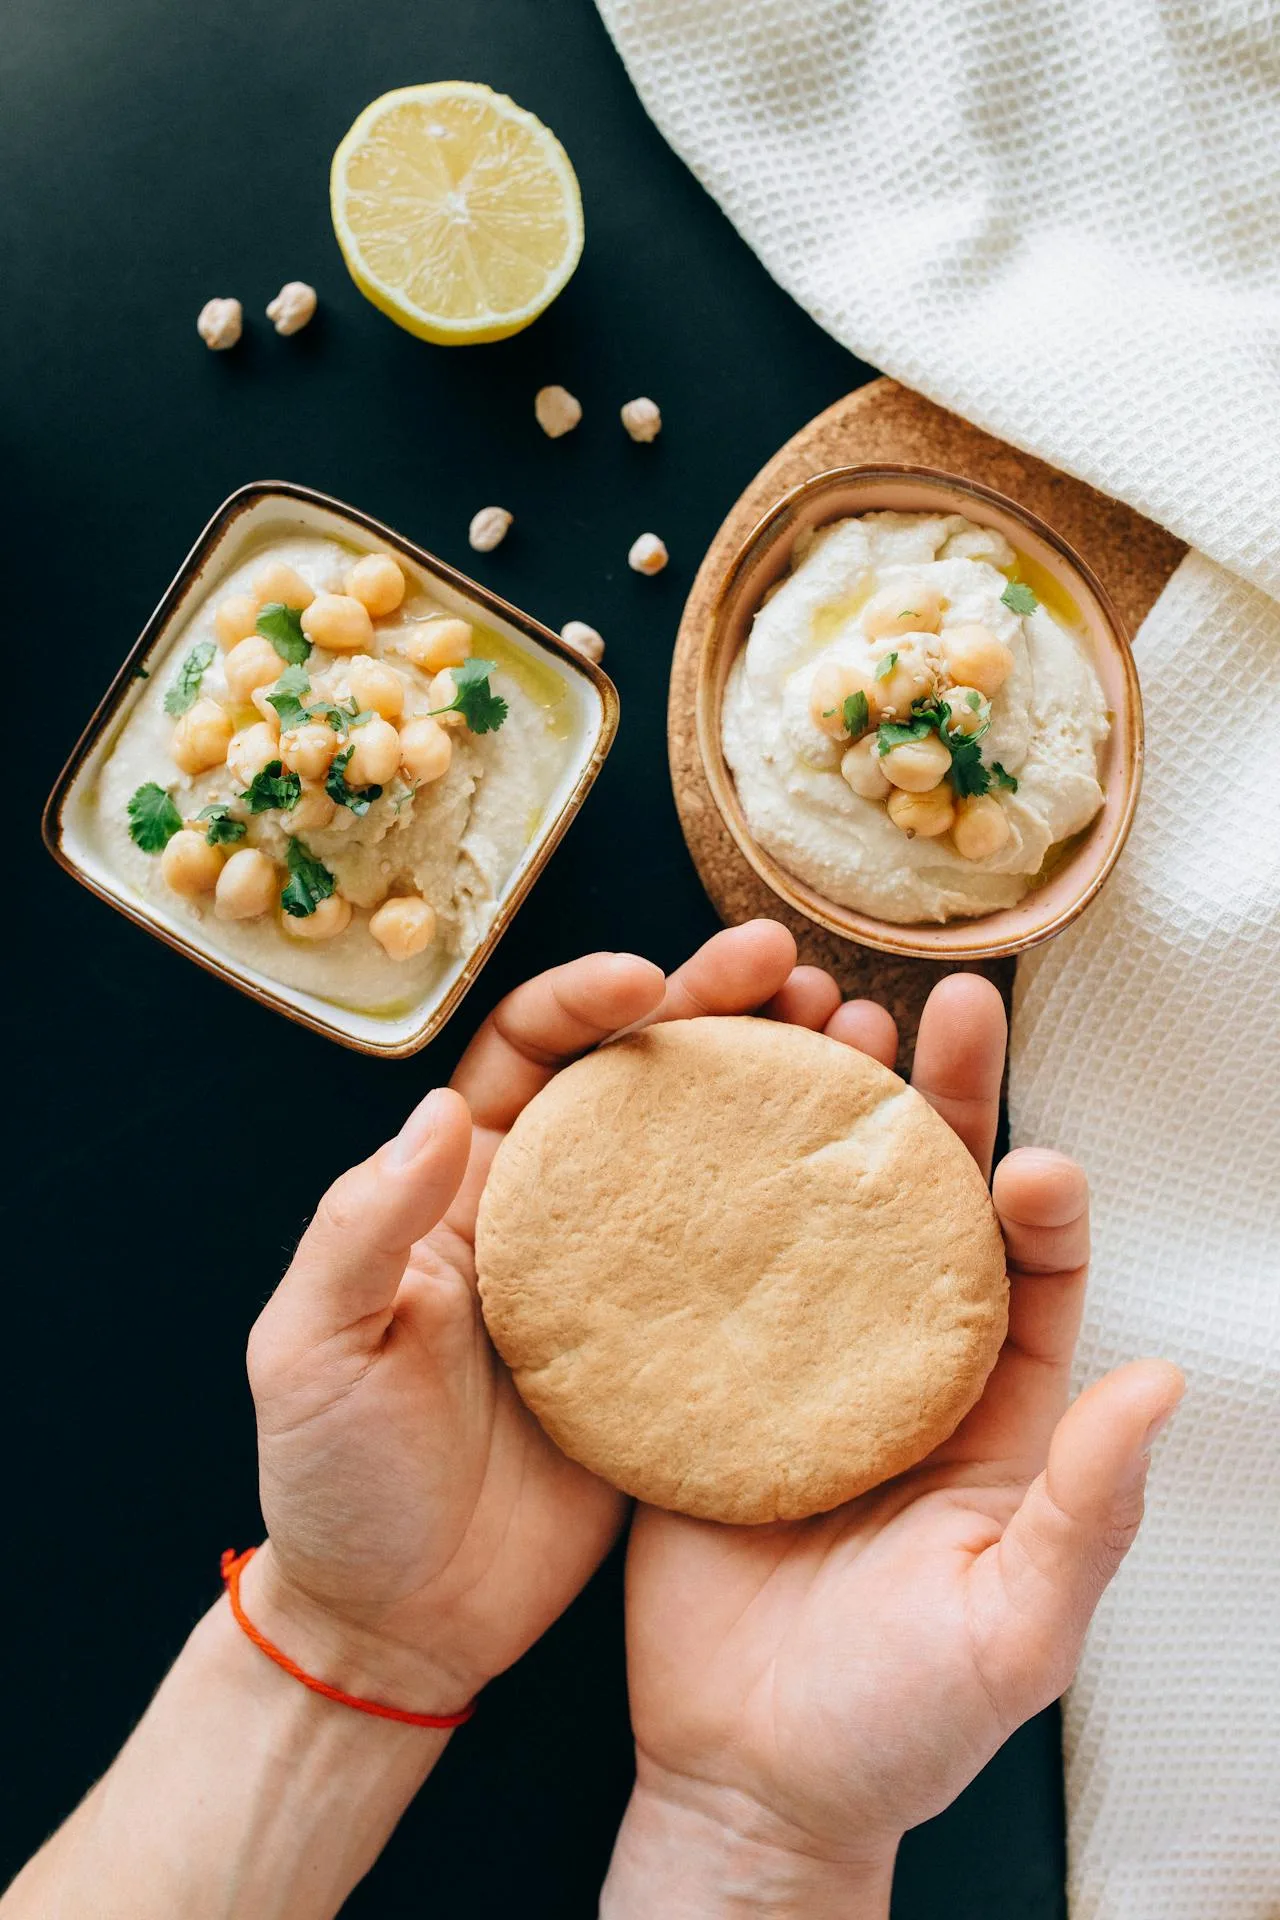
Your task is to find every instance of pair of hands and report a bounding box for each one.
[243,920,1182,1906]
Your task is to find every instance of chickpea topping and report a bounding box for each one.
[250,686,282,736]
[224,634,284,705]
[196,298,242,350]
[952,794,1013,861]
[809,659,877,740]
[940,685,990,736]
[301,593,374,655]
[279,722,338,782]
[281,893,352,941]
[940,624,1014,698]
[265,281,317,336]
[560,619,604,664]
[227,721,282,788]
[399,716,453,783]
[343,715,401,787]
[620,396,662,443]
[215,592,261,649]
[881,733,953,793]
[253,561,315,610]
[862,578,943,640]
[427,669,467,729]
[346,655,405,722]
[161,829,224,897]
[468,507,513,553]
[628,532,669,575]
[286,783,337,832]
[369,895,437,960]
[215,847,278,920]
[401,618,472,675]
[171,699,233,774]
[886,784,956,838]
[841,736,891,800]
[344,553,405,618]
[534,384,582,437]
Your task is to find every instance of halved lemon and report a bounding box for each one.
[331,83,584,346]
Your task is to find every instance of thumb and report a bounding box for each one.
[976,1358,1185,1716]
[266,1087,473,1343]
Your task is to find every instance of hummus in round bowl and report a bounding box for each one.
[722,510,1111,924]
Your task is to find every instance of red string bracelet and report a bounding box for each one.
[220,1548,476,1730]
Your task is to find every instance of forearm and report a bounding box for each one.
[2,1554,452,1920]
[600,1770,895,1920]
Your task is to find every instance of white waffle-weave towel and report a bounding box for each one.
[594,2,1280,1912]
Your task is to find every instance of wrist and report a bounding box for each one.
[236,1542,481,1720]
[601,1763,896,1920]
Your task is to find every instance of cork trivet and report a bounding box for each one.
[668,378,1184,1060]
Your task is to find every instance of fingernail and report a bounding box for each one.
[391,1088,447,1167]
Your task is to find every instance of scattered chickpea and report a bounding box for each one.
[628,532,668,576]
[250,686,282,735]
[940,624,1014,698]
[227,720,282,788]
[369,895,437,960]
[401,618,472,676]
[868,638,936,719]
[886,785,956,838]
[215,592,261,649]
[172,699,233,774]
[254,561,315,611]
[279,722,338,782]
[286,783,338,832]
[197,298,242,351]
[468,507,513,553]
[808,659,877,740]
[343,715,401,787]
[620,397,662,443]
[301,592,374,655]
[535,384,582,437]
[862,578,943,641]
[224,634,285,705]
[427,669,467,728]
[281,894,352,941]
[265,281,317,336]
[161,829,224,898]
[399,716,453,783]
[560,620,604,664]
[881,733,953,793]
[346,655,405,722]
[940,685,990,736]
[215,847,278,920]
[841,736,891,800]
[952,794,1012,861]
[344,553,405,617]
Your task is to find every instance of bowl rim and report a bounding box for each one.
[42,478,620,1055]
[695,462,1143,962]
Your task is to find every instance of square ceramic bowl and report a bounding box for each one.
[44,481,619,1054]
[696,465,1142,961]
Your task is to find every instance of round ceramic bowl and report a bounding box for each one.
[695,465,1142,962]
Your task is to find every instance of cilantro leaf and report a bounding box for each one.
[280,838,336,918]
[874,651,899,681]
[876,717,933,756]
[990,761,1020,792]
[842,690,870,736]
[242,759,302,814]
[127,782,183,853]
[965,691,983,711]
[195,802,247,846]
[266,664,312,730]
[947,733,991,798]
[1001,581,1038,616]
[163,640,217,716]
[325,744,383,817]
[256,601,311,665]
[428,657,508,735]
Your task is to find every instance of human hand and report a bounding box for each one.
[242,921,824,1715]
[604,973,1184,1917]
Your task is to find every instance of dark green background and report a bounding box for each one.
[3,0,1065,1911]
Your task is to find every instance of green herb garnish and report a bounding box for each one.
[874,651,899,681]
[325,743,382,817]
[127,782,183,852]
[990,762,1019,792]
[428,657,508,735]
[242,759,302,814]
[1001,581,1038,616]
[195,802,247,847]
[265,664,312,730]
[163,640,217,717]
[965,691,983,711]
[256,601,311,665]
[876,717,934,756]
[280,838,336,918]
[947,732,992,798]
[842,690,870,736]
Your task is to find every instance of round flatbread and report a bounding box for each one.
[476,1015,1007,1524]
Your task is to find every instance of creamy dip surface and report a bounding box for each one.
[722,511,1111,923]
[92,534,571,1014]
